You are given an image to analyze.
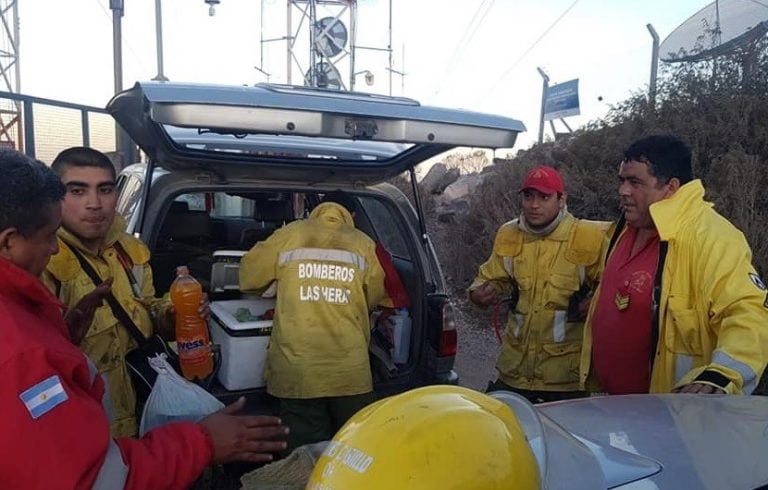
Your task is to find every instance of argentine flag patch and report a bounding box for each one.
[20,375,68,419]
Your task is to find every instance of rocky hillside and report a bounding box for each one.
[406,42,768,394]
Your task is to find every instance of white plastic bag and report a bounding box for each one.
[139,354,225,436]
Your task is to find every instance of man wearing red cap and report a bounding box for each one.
[469,165,609,403]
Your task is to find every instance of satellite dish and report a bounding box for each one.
[305,62,343,90]
[660,0,768,63]
[314,17,348,58]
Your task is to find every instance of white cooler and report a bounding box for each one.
[209,297,275,390]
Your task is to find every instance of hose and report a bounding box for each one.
[491,298,514,345]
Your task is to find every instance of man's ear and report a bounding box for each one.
[0,227,18,259]
[559,192,568,209]
[665,178,681,197]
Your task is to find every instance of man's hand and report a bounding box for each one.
[469,282,499,307]
[672,383,726,394]
[64,278,113,345]
[199,397,288,464]
[167,292,211,322]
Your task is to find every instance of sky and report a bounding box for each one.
[18,0,712,152]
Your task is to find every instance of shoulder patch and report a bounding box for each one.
[749,273,767,291]
[20,375,68,419]
[117,234,151,265]
[565,220,610,266]
[45,238,81,282]
[493,220,523,257]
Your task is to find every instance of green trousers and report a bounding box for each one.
[280,392,376,453]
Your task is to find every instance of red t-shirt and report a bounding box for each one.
[592,227,660,394]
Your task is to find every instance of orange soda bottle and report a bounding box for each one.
[170,266,213,380]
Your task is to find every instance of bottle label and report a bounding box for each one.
[178,338,209,361]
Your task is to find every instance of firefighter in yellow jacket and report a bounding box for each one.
[469,166,609,403]
[581,135,768,395]
[42,147,207,437]
[239,191,386,451]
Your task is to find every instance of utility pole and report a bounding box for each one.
[110,0,135,166]
[152,0,169,81]
[111,0,124,95]
[647,24,659,109]
[536,67,549,144]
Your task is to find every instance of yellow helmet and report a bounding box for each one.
[306,385,541,490]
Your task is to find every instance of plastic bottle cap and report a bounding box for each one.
[176,265,190,275]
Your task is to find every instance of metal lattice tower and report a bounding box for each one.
[285,0,358,90]
[0,0,19,150]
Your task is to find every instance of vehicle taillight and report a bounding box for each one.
[439,302,457,357]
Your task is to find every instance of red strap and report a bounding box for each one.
[491,302,503,344]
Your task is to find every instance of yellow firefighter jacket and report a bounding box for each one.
[470,213,609,391]
[42,217,171,437]
[239,203,387,399]
[580,180,768,394]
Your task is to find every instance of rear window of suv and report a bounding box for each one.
[359,196,410,260]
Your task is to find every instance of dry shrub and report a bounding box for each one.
[704,149,768,276]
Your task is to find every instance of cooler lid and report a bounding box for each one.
[210,300,274,333]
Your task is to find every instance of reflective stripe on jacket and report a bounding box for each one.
[580,180,768,394]
[239,202,387,398]
[470,213,608,391]
[0,257,212,489]
[42,217,172,437]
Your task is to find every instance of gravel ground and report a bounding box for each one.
[451,296,501,391]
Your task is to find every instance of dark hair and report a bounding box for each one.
[623,135,693,185]
[319,190,358,214]
[51,146,116,181]
[0,150,65,236]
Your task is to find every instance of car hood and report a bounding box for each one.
[107,81,526,185]
[538,394,768,489]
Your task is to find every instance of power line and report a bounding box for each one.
[481,0,580,102]
[433,0,495,96]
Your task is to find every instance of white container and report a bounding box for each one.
[210,250,248,292]
[388,308,412,365]
[209,297,274,390]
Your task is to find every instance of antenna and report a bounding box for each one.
[314,16,348,58]
[660,0,768,63]
[308,61,343,89]
[282,0,369,91]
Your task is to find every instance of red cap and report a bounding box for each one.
[519,165,565,195]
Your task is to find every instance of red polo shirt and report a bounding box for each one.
[592,227,660,394]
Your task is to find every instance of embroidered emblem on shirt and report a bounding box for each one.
[19,375,68,419]
[615,280,631,311]
[749,273,766,291]
[615,292,630,311]
[628,271,653,294]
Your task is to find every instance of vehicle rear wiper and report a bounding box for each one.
[197,128,249,139]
